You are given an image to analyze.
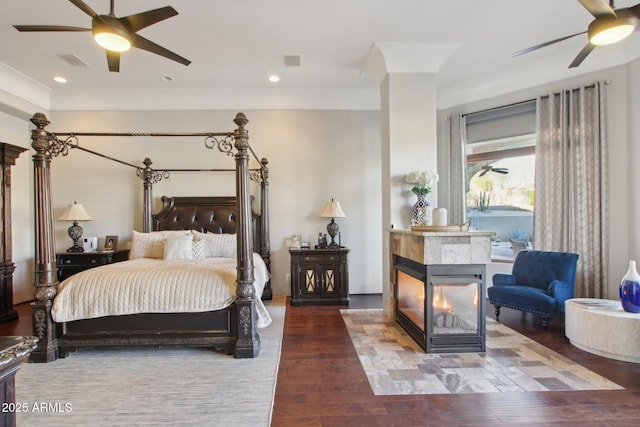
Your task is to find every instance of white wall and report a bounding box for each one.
[43,109,382,298]
[437,60,640,298]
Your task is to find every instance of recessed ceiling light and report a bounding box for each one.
[53,76,67,83]
[268,75,280,83]
[161,76,173,82]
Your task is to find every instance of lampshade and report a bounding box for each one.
[588,15,637,46]
[58,202,92,222]
[319,200,346,218]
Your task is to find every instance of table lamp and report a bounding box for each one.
[319,199,346,248]
[58,202,92,253]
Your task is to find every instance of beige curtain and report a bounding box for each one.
[534,82,609,298]
[448,114,467,224]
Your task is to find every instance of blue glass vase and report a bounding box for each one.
[619,260,640,313]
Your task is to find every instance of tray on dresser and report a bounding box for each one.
[410,222,470,232]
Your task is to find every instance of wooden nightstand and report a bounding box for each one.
[56,249,130,281]
[289,247,350,306]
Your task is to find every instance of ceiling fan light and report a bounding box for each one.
[94,31,131,52]
[588,15,637,46]
[92,17,131,52]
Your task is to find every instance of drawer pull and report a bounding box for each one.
[65,259,71,264]
[90,259,97,264]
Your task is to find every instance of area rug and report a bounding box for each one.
[341,308,623,396]
[15,297,285,427]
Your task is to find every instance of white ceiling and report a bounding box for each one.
[1,0,639,111]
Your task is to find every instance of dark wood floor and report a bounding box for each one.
[3,297,640,426]
[272,295,640,427]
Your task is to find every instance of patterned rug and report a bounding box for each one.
[16,297,285,427]
[341,308,622,395]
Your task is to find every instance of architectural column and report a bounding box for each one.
[364,42,459,317]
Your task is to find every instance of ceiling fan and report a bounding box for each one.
[513,0,640,68]
[479,165,509,177]
[13,0,191,72]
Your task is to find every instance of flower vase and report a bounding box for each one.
[619,260,640,313]
[411,194,432,226]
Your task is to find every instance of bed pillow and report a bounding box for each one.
[163,233,193,260]
[191,230,237,258]
[192,238,205,259]
[130,230,192,259]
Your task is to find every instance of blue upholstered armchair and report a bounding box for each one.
[488,250,579,328]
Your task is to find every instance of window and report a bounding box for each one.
[466,134,535,261]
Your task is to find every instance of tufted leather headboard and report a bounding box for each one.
[152,196,260,248]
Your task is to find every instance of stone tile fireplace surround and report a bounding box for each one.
[389,229,494,353]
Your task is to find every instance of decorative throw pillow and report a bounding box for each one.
[191,230,237,258]
[163,234,193,260]
[192,238,205,259]
[130,230,191,259]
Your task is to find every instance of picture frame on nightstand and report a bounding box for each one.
[104,235,118,251]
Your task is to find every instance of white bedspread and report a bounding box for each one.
[52,253,271,328]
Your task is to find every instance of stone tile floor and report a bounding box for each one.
[341,309,623,395]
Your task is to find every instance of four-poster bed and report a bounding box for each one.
[28,112,271,362]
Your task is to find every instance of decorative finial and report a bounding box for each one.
[233,112,249,128]
[30,112,50,129]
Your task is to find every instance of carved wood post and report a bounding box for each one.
[29,113,59,362]
[259,157,272,300]
[0,143,27,323]
[139,158,154,233]
[232,112,259,358]
[136,158,169,233]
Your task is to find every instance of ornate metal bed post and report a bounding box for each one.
[29,113,59,362]
[136,158,169,233]
[232,112,260,358]
[259,157,272,299]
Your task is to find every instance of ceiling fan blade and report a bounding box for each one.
[569,43,596,67]
[513,31,586,57]
[479,170,488,177]
[578,0,617,18]
[495,169,509,174]
[122,7,179,32]
[131,33,191,66]
[619,4,640,29]
[106,50,120,72]
[14,25,90,32]
[68,0,98,18]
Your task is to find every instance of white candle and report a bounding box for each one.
[433,208,448,226]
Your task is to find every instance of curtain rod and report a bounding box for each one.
[460,80,611,119]
[539,80,611,99]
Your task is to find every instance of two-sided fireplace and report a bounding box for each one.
[394,255,486,353]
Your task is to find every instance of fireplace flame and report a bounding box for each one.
[433,292,450,311]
